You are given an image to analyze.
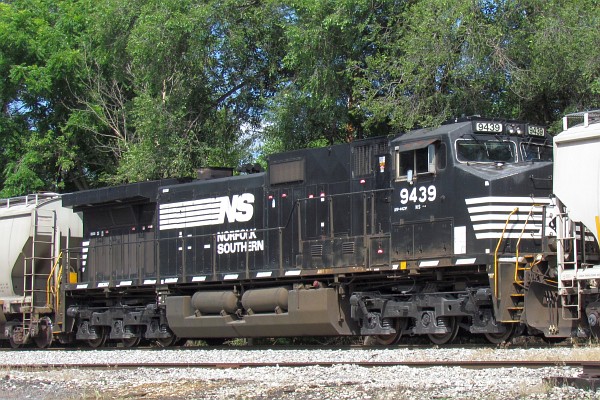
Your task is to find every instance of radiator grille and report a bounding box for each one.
[352,142,389,177]
[342,242,355,255]
[311,245,323,257]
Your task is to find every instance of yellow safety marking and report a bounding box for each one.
[596,215,600,242]
[400,261,407,270]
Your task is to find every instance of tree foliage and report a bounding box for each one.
[0,0,599,195]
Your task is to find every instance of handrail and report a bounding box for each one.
[0,193,59,209]
[494,207,519,299]
[46,252,62,308]
[514,207,535,285]
[55,263,64,312]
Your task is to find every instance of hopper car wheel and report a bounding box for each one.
[87,327,107,348]
[427,316,459,345]
[34,318,54,349]
[9,335,22,349]
[374,318,408,346]
[484,323,515,344]
[8,322,25,349]
[122,336,141,348]
[155,336,180,347]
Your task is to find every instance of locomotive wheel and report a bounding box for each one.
[484,323,515,344]
[122,336,141,348]
[374,318,407,346]
[87,327,107,348]
[34,318,54,349]
[427,317,459,345]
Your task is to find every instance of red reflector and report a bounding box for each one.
[268,195,273,200]
[281,193,287,198]
[377,248,384,254]
[360,179,366,184]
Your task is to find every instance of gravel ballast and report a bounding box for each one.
[1,347,599,399]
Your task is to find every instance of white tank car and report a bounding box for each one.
[0,194,82,318]
[554,110,600,244]
[552,111,600,336]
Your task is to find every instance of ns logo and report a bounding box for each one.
[159,192,256,230]
[217,193,255,224]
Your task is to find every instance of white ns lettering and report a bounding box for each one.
[221,193,255,223]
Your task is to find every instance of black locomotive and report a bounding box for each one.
[7,116,594,348]
[46,116,566,347]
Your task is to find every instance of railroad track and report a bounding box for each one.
[5,360,591,370]
[0,339,576,352]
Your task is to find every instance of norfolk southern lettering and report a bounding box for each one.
[217,229,264,254]
[159,193,255,230]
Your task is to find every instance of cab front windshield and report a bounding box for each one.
[456,139,516,163]
[521,143,553,161]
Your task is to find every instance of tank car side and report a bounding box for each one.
[0,193,82,347]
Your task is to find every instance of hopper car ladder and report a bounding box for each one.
[21,208,57,341]
[555,211,582,321]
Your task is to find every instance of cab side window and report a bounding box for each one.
[395,143,438,182]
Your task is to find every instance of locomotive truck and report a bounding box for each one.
[1,112,599,348]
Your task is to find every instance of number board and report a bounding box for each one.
[527,125,545,137]
[473,122,503,133]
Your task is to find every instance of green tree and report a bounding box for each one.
[264,0,378,151]
[507,0,600,125]
[72,0,287,183]
[352,0,600,132]
[2,0,600,196]
[352,0,514,131]
[0,0,90,196]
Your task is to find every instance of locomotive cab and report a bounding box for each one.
[350,118,557,344]
[389,119,554,271]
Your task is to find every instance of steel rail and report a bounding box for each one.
[4,360,589,370]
